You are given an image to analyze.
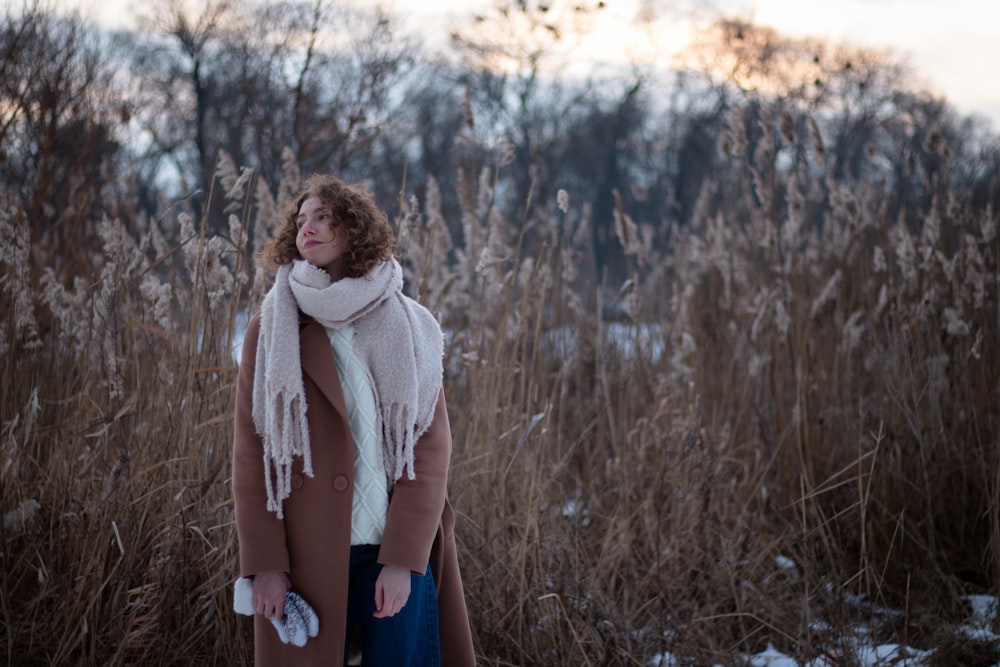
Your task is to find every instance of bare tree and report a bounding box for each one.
[124,0,415,222]
[0,2,128,258]
[448,1,608,180]
[670,17,993,224]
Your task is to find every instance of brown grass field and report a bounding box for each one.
[1,111,998,666]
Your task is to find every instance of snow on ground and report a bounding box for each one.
[644,555,1000,667]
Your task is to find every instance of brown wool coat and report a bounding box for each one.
[232,313,476,666]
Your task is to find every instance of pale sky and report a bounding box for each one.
[716,0,1000,130]
[50,0,1000,131]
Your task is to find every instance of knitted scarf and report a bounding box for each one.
[252,258,443,518]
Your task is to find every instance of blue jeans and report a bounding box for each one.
[344,544,441,667]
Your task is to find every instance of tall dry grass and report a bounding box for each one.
[1,107,998,665]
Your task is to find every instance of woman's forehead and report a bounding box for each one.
[298,195,329,214]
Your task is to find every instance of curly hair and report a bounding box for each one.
[259,174,396,277]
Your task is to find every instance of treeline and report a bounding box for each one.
[3,0,999,285]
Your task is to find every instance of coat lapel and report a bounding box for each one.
[299,317,349,422]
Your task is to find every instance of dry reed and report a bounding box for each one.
[0,103,998,665]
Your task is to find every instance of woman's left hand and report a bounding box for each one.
[373,564,411,618]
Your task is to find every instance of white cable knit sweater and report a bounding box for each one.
[327,323,388,545]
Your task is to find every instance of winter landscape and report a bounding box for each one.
[2,0,999,664]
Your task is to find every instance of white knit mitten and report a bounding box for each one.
[287,591,320,640]
[269,609,292,645]
[283,604,305,646]
[271,592,320,646]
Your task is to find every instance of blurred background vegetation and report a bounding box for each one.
[5,0,997,283]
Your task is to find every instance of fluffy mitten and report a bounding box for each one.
[268,611,292,645]
[287,591,320,639]
[232,578,319,648]
[281,596,308,647]
[233,577,255,615]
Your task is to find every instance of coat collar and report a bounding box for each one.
[299,316,349,422]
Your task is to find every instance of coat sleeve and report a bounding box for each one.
[378,388,452,575]
[232,312,291,577]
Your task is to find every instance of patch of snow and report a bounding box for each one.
[647,651,679,666]
[642,569,990,666]
[559,493,591,527]
[774,554,798,573]
[957,625,1000,643]
[963,594,999,624]
[956,594,1000,646]
[748,643,798,666]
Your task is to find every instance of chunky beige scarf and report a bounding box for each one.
[253,258,443,518]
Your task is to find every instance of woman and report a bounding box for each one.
[232,174,475,666]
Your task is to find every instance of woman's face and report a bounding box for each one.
[295,195,347,280]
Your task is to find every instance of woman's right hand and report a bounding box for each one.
[252,571,291,620]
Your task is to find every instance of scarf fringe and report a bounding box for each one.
[261,392,312,518]
[383,402,422,483]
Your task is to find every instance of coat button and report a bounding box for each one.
[291,473,304,489]
[333,475,350,492]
